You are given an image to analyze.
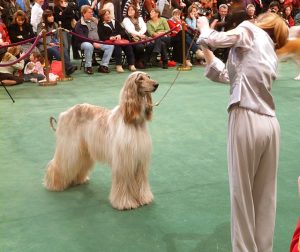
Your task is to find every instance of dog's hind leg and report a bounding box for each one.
[44,138,94,191]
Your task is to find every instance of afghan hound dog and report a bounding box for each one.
[43,71,159,210]
[276,26,300,80]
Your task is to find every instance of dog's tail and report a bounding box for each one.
[49,117,57,131]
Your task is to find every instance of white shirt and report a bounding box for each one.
[122,17,147,36]
[199,21,277,116]
[30,3,43,33]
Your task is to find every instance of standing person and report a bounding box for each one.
[210,3,231,63]
[16,0,32,20]
[53,0,78,55]
[30,0,44,33]
[78,0,98,16]
[0,0,22,27]
[74,5,114,74]
[98,0,115,19]
[197,12,288,252]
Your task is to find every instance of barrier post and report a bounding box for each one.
[177,21,192,71]
[58,22,72,81]
[39,24,57,86]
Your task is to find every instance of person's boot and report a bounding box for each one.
[162,61,168,69]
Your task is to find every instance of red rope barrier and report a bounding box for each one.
[0,34,42,67]
[68,25,179,46]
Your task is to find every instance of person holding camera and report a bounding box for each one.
[210,4,231,63]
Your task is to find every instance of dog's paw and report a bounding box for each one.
[294,75,300,80]
[72,176,90,186]
[110,197,140,211]
[139,191,154,206]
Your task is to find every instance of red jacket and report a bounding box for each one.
[0,23,11,44]
[167,18,187,37]
[291,218,300,252]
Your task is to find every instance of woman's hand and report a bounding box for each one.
[197,16,210,33]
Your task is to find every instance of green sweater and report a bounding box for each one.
[146,18,170,37]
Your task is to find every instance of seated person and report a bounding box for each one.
[122,4,152,69]
[8,10,38,53]
[168,8,193,66]
[98,8,136,73]
[146,8,170,69]
[0,21,11,46]
[0,45,24,85]
[37,9,77,76]
[185,4,205,62]
[74,5,114,75]
[24,52,46,83]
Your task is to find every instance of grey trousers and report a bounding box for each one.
[228,107,280,252]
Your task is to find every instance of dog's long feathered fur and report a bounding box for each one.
[43,72,159,210]
[276,26,300,80]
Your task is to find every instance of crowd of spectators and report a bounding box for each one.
[0,0,296,84]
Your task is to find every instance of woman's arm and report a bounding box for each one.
[197,16,252,49]
[138,17,147,35]
[200,45,229,84]
[122,18,140,36]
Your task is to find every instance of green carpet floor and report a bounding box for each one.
[0,61,299,252]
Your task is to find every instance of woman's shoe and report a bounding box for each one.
[186,60,193,67]
[116,65,124,73]
[129,65,136,71]
[162,61,168,69]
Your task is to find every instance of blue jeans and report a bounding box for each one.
[80,42,114,67]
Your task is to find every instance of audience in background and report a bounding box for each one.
[30,0,44,33]
[1,0,300,82]
[37,9,77,76]
[74,5,114,74]
[0,45,24,85]
[98,8,136,73]
[23,51,45,82]
[146,8,170,69]
[122,5,151,69]
[8,11,37,53]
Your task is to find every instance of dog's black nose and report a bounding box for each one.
[154,83,159,91]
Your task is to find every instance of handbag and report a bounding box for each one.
[104,39,130,45]
[162,0,174,19]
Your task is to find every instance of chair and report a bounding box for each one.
[79,49,104,70]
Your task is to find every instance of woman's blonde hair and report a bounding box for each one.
[255,12,289,49]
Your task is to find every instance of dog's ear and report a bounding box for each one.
[145,93,153,121]
[120,73,142,124]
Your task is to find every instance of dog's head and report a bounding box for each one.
[127,71,159,95]
[120,72,159,124]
